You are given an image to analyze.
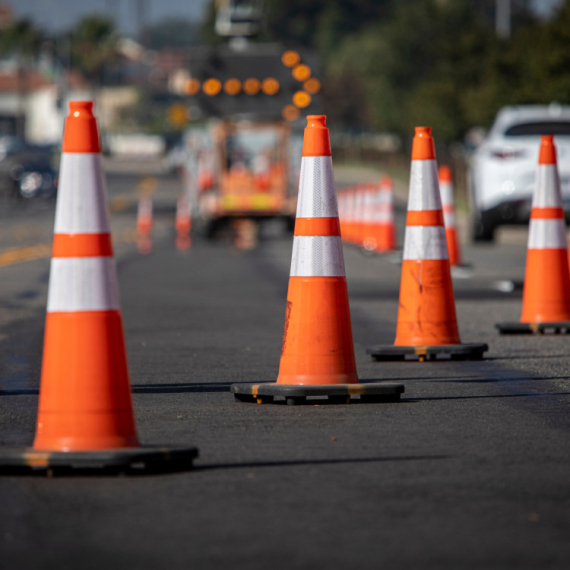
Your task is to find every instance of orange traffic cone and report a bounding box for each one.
[175,193,192,251]
[438,166,463,267]
[197,149,213,192]
[339,189,349,242]
[137,195,153,255]
[369,176,397,253]
[0,101,197,474]
[497,135,570,334]
[232,116,403,404]
[354,184,366,247]
[367,127,487,361]
[362,184,376,251]
[344,187,355,244]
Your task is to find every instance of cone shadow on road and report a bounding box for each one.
[193,455,449,472]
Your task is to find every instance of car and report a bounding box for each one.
[469,103,570,242]
[0,143,58,199]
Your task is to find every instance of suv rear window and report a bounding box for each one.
[505,122,570,136]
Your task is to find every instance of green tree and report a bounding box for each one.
[0,19,43,137]
[0,18,43,58]
[70,16,119,87]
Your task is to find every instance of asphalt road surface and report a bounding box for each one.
[1,166,569,569]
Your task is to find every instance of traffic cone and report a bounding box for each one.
[355,184,366,247]
[438,166,463,266]
[497,136,570,334]
[342,187,354,243]
[0,101,197,474]
[232,116,403,404]
[367,127,487,361]
[197,149,213,192]
[175,193,192,251]
[369,176,396,253]
[362,184,376,251]
[137,195,153,255]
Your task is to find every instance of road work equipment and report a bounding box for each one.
[367,127,487,361]
[232,116,403,404]
[439,166,463,266]
[496,135,570,334]
[0,102,197,474]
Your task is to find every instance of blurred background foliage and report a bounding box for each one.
[202,0,570,142]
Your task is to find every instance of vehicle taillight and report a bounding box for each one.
[489,148,527,160]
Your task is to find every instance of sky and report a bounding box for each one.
[6,0,566,36]
[8,0,211,35]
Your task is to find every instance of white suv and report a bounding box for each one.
[469,104,570,241]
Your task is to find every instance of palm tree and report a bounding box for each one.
[0,19,43,138]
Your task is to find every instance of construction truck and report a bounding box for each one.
[180,0,321,243]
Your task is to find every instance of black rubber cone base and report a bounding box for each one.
[0,446,199,476]
[367,343,488,362]
[231,382,404,405]
[496,321,570,335]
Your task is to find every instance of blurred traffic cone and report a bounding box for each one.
[197,150,213,192]
[175,193,192,251]
[367,127,487,361]
[362,184,376,251]
[497,136,570,334]
[438,166,463,266]
[137,195,153,255]
[344,187,355,243]
[370,176,397,253]
[232,116,403,404]
[353,184,366,247]
[338,189,346,239]
[0,101,198,474]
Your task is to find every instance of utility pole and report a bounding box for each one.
[496,0,511,40]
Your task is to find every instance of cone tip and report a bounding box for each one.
[412,126,436,160]
[415,126,432,137]
[69,100,94,115]
[302,114,331,157]
[380,175,392,186]
[306,115,327,128]
[63,100,100,153]
[438,165,452,182]
[539,135,556,165]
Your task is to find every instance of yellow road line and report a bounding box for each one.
[0,244,52,268]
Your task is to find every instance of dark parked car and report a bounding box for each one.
[0,141,58,199]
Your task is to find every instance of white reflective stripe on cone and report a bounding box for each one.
[528,219,567,249]
[408,159,442,212]
[54,154,110,234]
[138,197,153,216]
[533,165,563,208]
[375,212,393,223]
[47,257,121,312]
[290,236,346,277]
[363,193,374,223]
[439,181,454,207]
[296,156,338,218]
[444,212,456,227]
[403,226,448,260]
